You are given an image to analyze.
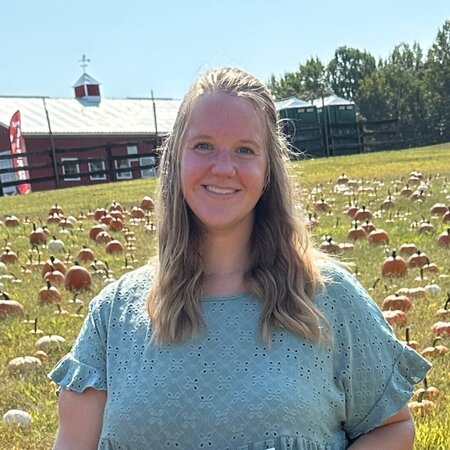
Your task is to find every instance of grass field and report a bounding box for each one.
[0,143,449,449]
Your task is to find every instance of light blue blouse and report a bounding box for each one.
[49,263,431,450]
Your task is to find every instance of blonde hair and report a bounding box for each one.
[149,67,327,345]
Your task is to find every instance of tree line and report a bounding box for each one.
[268,19,450,148]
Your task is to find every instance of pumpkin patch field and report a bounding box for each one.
[0,144,449,449]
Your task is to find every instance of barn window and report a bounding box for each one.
[140,156,156,178]
[89,159,106,180]
[0,151,17,195]
[115,158,132,179]
[61,158,80,181]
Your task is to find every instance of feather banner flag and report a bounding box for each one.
[9,110,31,194]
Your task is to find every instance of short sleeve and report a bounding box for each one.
[322,265,432,440]
[48,281,117,392]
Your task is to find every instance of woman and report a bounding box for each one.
[50,67,430,450]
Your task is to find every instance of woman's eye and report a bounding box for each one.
[237,147,254,155]
[194,143,212,151]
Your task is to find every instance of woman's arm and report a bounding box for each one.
[53,388,107,450]
[348,405,415,450]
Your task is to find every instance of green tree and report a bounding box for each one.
[327,46,376,101]
[423,19,450,141]
[268,57,332,100]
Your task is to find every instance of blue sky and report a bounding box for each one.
[2,1,448,99]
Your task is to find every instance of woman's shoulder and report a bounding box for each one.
[315,258,381,319]
[88,263,155,314]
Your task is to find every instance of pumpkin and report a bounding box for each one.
[109,209,123,220]
[437,228,450,247]
[347,223,366,241]
[382,310,407,327]
[77,245,95,262]
[105,239,124,254]
[43,267,65,285]
[413,378,440,400]
[109,200,124,213]
[99,213,112,225]
[417,220,434,234]
[407,250,428,269]
[38,281,62,305]
[2,409,32,428]
[408,393,436,416]
[89,223,107,240]
[131,206,146,219]
[401,327,419,350]
[430,321,450,336]
[35,335,66,351]
[94,208,107,221]
[344,203,358,218]
[400,185,413,197]
[381,293,412,312]
[319,236,341,254]
[397,287,427,299]
[381,195,395,210]
[436,294,450,318]
[49,204,64,215]
[354,205,372,221]
[8,356,42,375]
[381,250,407,277]
[95,231,112,244]
[29,223,47,245]
[47,236,65,254]
[0,248,18,264]
[0,292,24,317]
[368,228,389,245]
[42,260,65,284]
[109,217,124,232]
[399,243,418,256]
[421,258,439,274]
[141,196,155,210]
[4,215,20,227]
[361,220,376,234]
[64,262,92,291]
[443,208,450,222]
[421,337,448,357]
[430,202,448,216]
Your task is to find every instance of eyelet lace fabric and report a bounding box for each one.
[49,264,431,450]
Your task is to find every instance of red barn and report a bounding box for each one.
[0,72,180,194]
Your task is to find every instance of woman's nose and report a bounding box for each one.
[210,149,236,177]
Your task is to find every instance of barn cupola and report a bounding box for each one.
[73,54,101,104]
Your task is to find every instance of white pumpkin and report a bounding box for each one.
[47,237,66,254]
[3,409,31,427]
[8,356,42,374]
[35,335,66,351]
[425,283,441,296]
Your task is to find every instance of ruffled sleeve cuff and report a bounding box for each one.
[48,353,107,393]
[347,345,431,440]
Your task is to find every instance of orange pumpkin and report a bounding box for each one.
[436,295,450,318]
[382,310,407,327]
[382,293,412,312]
[407,250,428,269]
[64,263,92,292]
[368,228,389,245]
[437,228,450,247]
[421,337,448,357]
[430,321,450,336]
[399,243,418,256]
[140,196,155,210]
[38,281,61,305]
[382,250,407,277]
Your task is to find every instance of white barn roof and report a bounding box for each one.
[0,96,181,136]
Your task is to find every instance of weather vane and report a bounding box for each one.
[79,54,90,73]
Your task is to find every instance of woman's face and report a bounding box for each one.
[180,92,268,235]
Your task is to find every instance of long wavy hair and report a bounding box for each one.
[148,67,328,345]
